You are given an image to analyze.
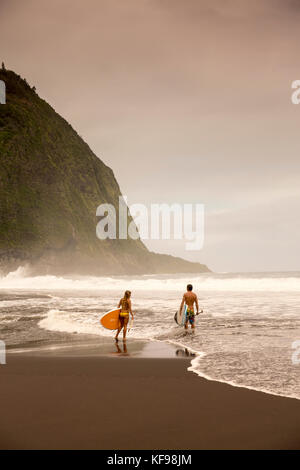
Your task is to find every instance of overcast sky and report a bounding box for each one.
[1,0,300,272]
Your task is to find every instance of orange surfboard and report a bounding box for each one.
[100,308,121,330]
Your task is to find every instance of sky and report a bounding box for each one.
[1,0,300,272]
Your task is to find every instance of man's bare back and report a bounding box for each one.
[183,291,198,312]
[180,284,202,330]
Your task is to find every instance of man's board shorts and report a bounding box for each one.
[185,308,195,325]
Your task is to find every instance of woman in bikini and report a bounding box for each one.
[115,290,134,342]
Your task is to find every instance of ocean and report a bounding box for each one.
[0,268,299,400]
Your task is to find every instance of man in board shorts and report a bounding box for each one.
[179,284,202,330]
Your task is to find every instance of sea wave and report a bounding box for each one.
[1,267,300,292]
[38,309,159,340]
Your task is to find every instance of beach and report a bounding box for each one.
[1,348,300,450]
[1,271,300,400]
[1,271,300,449]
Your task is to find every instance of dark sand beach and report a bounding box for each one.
[1,347,300,450]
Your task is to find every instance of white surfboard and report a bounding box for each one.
[174,304,187,326]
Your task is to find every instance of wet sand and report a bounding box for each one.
[0,353,300,449]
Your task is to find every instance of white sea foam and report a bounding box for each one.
[38,309,160,340]
[187,353,300,401]
[1,267,300,292]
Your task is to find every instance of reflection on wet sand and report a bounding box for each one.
[111,341,194,358]
[176,348,196,358]
[113,340,129,356]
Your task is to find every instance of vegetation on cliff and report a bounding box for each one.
[0,68,209,275]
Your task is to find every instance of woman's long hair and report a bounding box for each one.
[123,290,131,301]
[121,290,131,309]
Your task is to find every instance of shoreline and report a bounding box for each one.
[1,345,300,449]
[8,336,300,403]
[7,338,181,358]
[188,354,300,403]
[160,338,300,402]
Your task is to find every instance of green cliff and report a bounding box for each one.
[0,68,209,275]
